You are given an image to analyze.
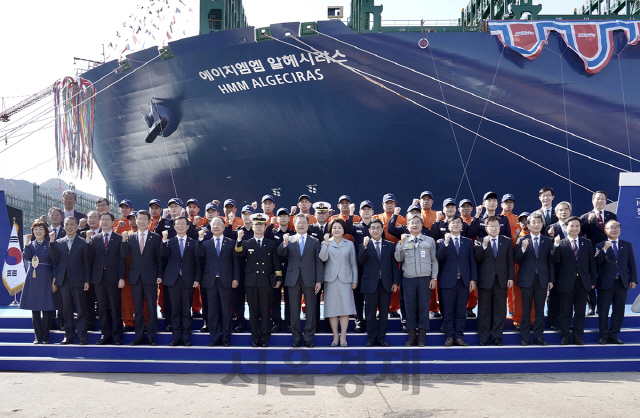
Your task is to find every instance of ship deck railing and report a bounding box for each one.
[381,19,461,27]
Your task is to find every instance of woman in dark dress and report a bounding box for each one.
[19,220,57,344]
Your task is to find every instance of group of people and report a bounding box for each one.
[18,187,637,348]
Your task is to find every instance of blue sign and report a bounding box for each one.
[616,173,640,303]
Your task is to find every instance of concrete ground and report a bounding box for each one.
[1,372,638,417]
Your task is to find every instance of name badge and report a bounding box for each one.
[421,250,426,258]
[248,249,254,253]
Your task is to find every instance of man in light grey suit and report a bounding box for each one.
[278,213,324,348]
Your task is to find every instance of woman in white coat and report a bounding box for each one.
[319,218,358,347]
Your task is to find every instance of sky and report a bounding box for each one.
[0,0,583,196]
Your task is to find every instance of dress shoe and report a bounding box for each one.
[209,341,220,347]
[587,308,596,316]
[252,341,259,347]
[234,324,245,333]
[608,337,625,345]
[439,326,445,333]
[479,340,488,346]
[96,337,111,345]
[41,340,49,345]
[149,339,158,346]
[123,325,134,332]
[432,312,442,318]
[192,311,203,318]
[550,325,559,331]
[114,340,122,346]
[534,338,548,346]
[60,337,74,345]
[377,340,390,347]
[405,330,416,347]
[354,324,366,333]
[402,324,409,333]
[285,324,293,333]
[184,341,192,347]
[560,337,570,345]
[79,340,88,346]
[454,338,468,347]
[492,338,502,346]
[304,341,314,348]
[33,339,40,344]
[366,340,375,347]
[164,325,172,333]
[444,337,454,347]
[599,338,607,345]
[292,340,302,347]
[514,325,521,331]
[169,340,182,347]
[130,339,144,346]
[271,323,282,333]
[520,340,529,346]
[200,324,209,333]
[466,308,476,318]
[574,339,585,346]
[389,312,400,318]
[261,341,269,347]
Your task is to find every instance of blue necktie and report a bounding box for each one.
[67,237,73,252]
[534,236,539,258]
[545,209,551,225]
[375,241,381,259]
[179,238,184,257]
[216,238,221,257]
[454,237,460,254]
[612,241,620,278]
[299,235,305,256]
[492,238,498,257]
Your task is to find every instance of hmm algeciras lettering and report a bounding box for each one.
[217,69,324,95]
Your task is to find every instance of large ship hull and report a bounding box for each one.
[85,20,640,214]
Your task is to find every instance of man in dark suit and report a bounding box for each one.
[121,210,164,346]
[514,212,555,346]
[85,212,126,345]
[552,216,597,345]
[160,216,201,346]
[532,186,558,236]
[581,190,617,315]
[49,216,90,345]
[47,206,68,331]
[546,201,572,330]
[62,189,87,224]
[196,217,240,347]
[474,216,514,346]
[266,208,293,333]
[278,213,324,348]
[357,218,400,347]
[235,214,282,347]
[595,220,638,344]
[307,202,332,332]
[436,215,478,347]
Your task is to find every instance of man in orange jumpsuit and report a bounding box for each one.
[288,194,317,230]
[148,199,163,232]
[114,199,133,234]
[500,194,521,317]
[419,191,437,231]
[459,198,480,317]
[329,195,360,242]
[373,193,406,317]
[223,199,245,230]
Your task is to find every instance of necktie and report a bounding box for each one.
[454,237,460,254]
[492,238,498,257]
[598,211,604,232]
[67,237,73,252]
[216,238,221,257]
[572,239,579,260]
[139,233,145,254]
[34,241,41,250]
[375,241,381,259]
[545,209,551,225]
[534,236,539,257]
[179,238,184,257]
[257,239,261,248]
[299,235,305,256]
[104,234,109,253]
[612,241,618,259]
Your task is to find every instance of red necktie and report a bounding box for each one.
[598,211,604,232]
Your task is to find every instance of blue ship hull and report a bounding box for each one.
[84,20,640,214]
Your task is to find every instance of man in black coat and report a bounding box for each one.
[474,216,514,346]
[514,212,555,346]
[235,214,282,347]
[121,210,164,346]
[552,216,597,345]
[595,220,638,345]
[49,217,90,345]
[85,212,126,345]
[160,216,201,346]
[357,218,400,347]
[196,217,240,347]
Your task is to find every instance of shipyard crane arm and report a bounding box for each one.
[0,85,54,122]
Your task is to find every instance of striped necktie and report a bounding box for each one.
[572,239,579,260]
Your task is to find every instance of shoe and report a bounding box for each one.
[169,340,182,347]
[389,312,401,318]
[444,337,454,347]
[271,324,282,333]
[432,312,442,318]
[466,308,476,318]
[587,308,596,316]
[550,325,559,331]
[123,325,134,332]
[534,338,548,346]
[33,339,40,344]
[114,340,122,346]
[200,321,209,332]
[222,341,230,347]
[560,338,570,345]
[377,340,390,347]
[479,340,488,346]
[354,324,365,333]
[192,311,203,318]
[261,341,269,347]
[96,337,111,345]
[149,339,158,346]
[340,340,348,347]
[454,338,468,347]
[209,341,220,347]
[164,325,172,333]
[599,338,607,345]
[520,340,529,346]
[60,337,74,345]
[331,340,339,347]
[439,326,444,333]
[492,338,502,346]
[292,340,301,348]
[402,324,409,333]
[365,340,375,347]
[252,341,259,347]
[79,340,88,346]
[574,339,585,346]
[304,341,314,348]
[285,324,293,333]
[234,324,245,333]
[514,325,521,331]
[418,329,427,347]
[58,324,65,331]
[41,340,49,345]
[608,337,625,345]
[405,330,416,347]
[129,339,144,346]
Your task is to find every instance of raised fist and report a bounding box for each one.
[237,229,244,241]
[515,228,521,237]
[271,216,277,225]
[476,205,484,217]
[547,226,555,238]
[26,234,32,243]
[323,233,330,244]
[588,212,596,223]
[363,236,370,247]
[162,231,169,240]
[86,231,93,241]
[290,206,297,216]
[328,209,335,216]
[444,232,451,244]
[198,229,205,239]
[604,241,612,251]
[394,207,401,216]
[228,212,235,222]
[349,203,356,215]
[251,201,258,210]
[283,233,290,245]
[521,238,529,250]
[180,208,186,216]
[401,234,409,245]
[79,218,88,229]
[162,208,170,219]
[212,200,220,206]
[39,215,47,223]
[435,211,443,222]
[122,231,129,240]
[49,231,56,241]
[554,235,560,245]
[412,198,420,205]
[119,220,126,228]
[194,216,201,224]
[483,236,490,246]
